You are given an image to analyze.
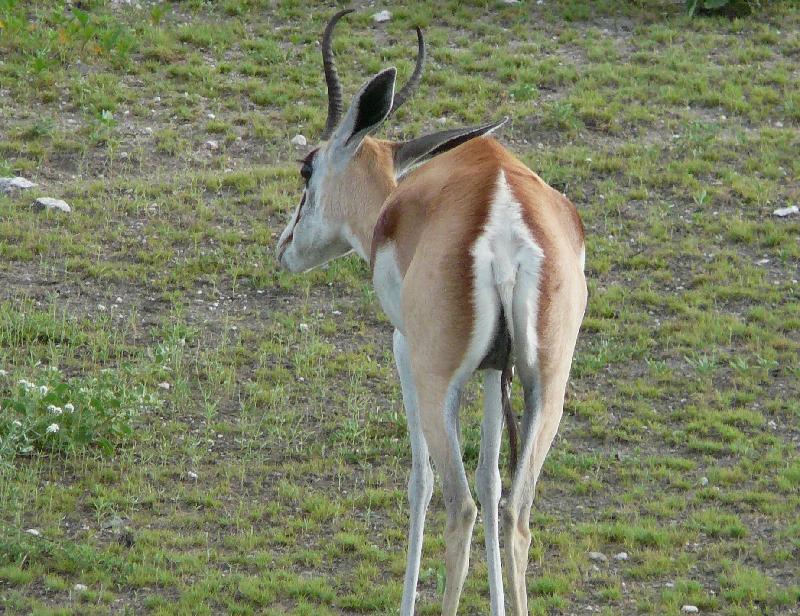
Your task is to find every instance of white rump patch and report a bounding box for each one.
[456,170,544,381]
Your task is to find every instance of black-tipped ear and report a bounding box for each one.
[393,117,509,177]
[329,68,396,151]
[345,68,397,146]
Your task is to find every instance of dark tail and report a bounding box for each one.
[501,363,518,478]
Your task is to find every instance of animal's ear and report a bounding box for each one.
[393,117,509,177]
[329,68,396,153]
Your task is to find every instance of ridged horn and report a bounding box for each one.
[389,26,426,117]
[321,9,354,140]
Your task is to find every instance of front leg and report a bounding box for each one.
[394,329,434,616]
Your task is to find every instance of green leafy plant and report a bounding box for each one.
[0,368,159,465]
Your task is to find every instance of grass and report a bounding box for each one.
[1,0,799,614]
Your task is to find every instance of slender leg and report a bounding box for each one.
[395,330,434,616]
[475,369,505,616]
[415,374,476,616]
[502,385,542,616]
[502,269,586,616]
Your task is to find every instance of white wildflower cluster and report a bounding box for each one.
[64,403,75,413]
[46,423,60,434]
[0,369,8,377]
[16,380,50,396]
[47,405,63,415]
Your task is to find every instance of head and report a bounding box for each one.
[276,10,424,273]
[276,10,508,273]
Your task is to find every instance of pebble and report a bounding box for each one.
[34,197,71,213]
[0,176,36,192]
[773,205,798,217]
[436,117,447,125]
[187,471,198,480]
[613,551,628,561]
[205,139,219,150]
[157,382,171,390]
[290,134,307,147]
[588,551,607,563]
[700,476,709,486]
[681,606,699,614]
[372,10,391,22]
[74,583,88,592]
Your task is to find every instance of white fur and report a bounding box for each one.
[373,244,405,331]
[465,170,544,377]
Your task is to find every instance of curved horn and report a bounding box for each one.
[389,26,426,117]
[321,9,354,140]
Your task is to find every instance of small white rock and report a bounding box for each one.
[298,323,310,331]
[700,476,709,486]
[187,471,198,480]
[290,134,307,147]
[26,528,41,536]
[681,606,699,614]
[157,382,171,390]
[207,113,216,119]
[74,583,88,592]
[436,117,447,125]
[768,420,777,429]
[588,551,607,563]
[372,10,391,22]
[0,176,36,192]
[503,0,520,4]
[613,551,628,561]
[773,205,798,217]
[205,139,219,150]
[34,197,71,213]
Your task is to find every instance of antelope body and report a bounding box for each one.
[277,11,587,616]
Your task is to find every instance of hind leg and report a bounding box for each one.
[476,369,505,615]
[503,269,586,616]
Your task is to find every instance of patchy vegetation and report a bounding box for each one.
[0,1,798,614]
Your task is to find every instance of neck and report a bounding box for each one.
[340,138,398,262]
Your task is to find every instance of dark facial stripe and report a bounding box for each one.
[282,192,307,249]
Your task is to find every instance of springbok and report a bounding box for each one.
[276,10,587,616]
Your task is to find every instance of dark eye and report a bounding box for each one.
[300,163,312,182]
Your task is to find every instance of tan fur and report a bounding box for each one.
[371,136,585,373]
[323,137,397,256]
